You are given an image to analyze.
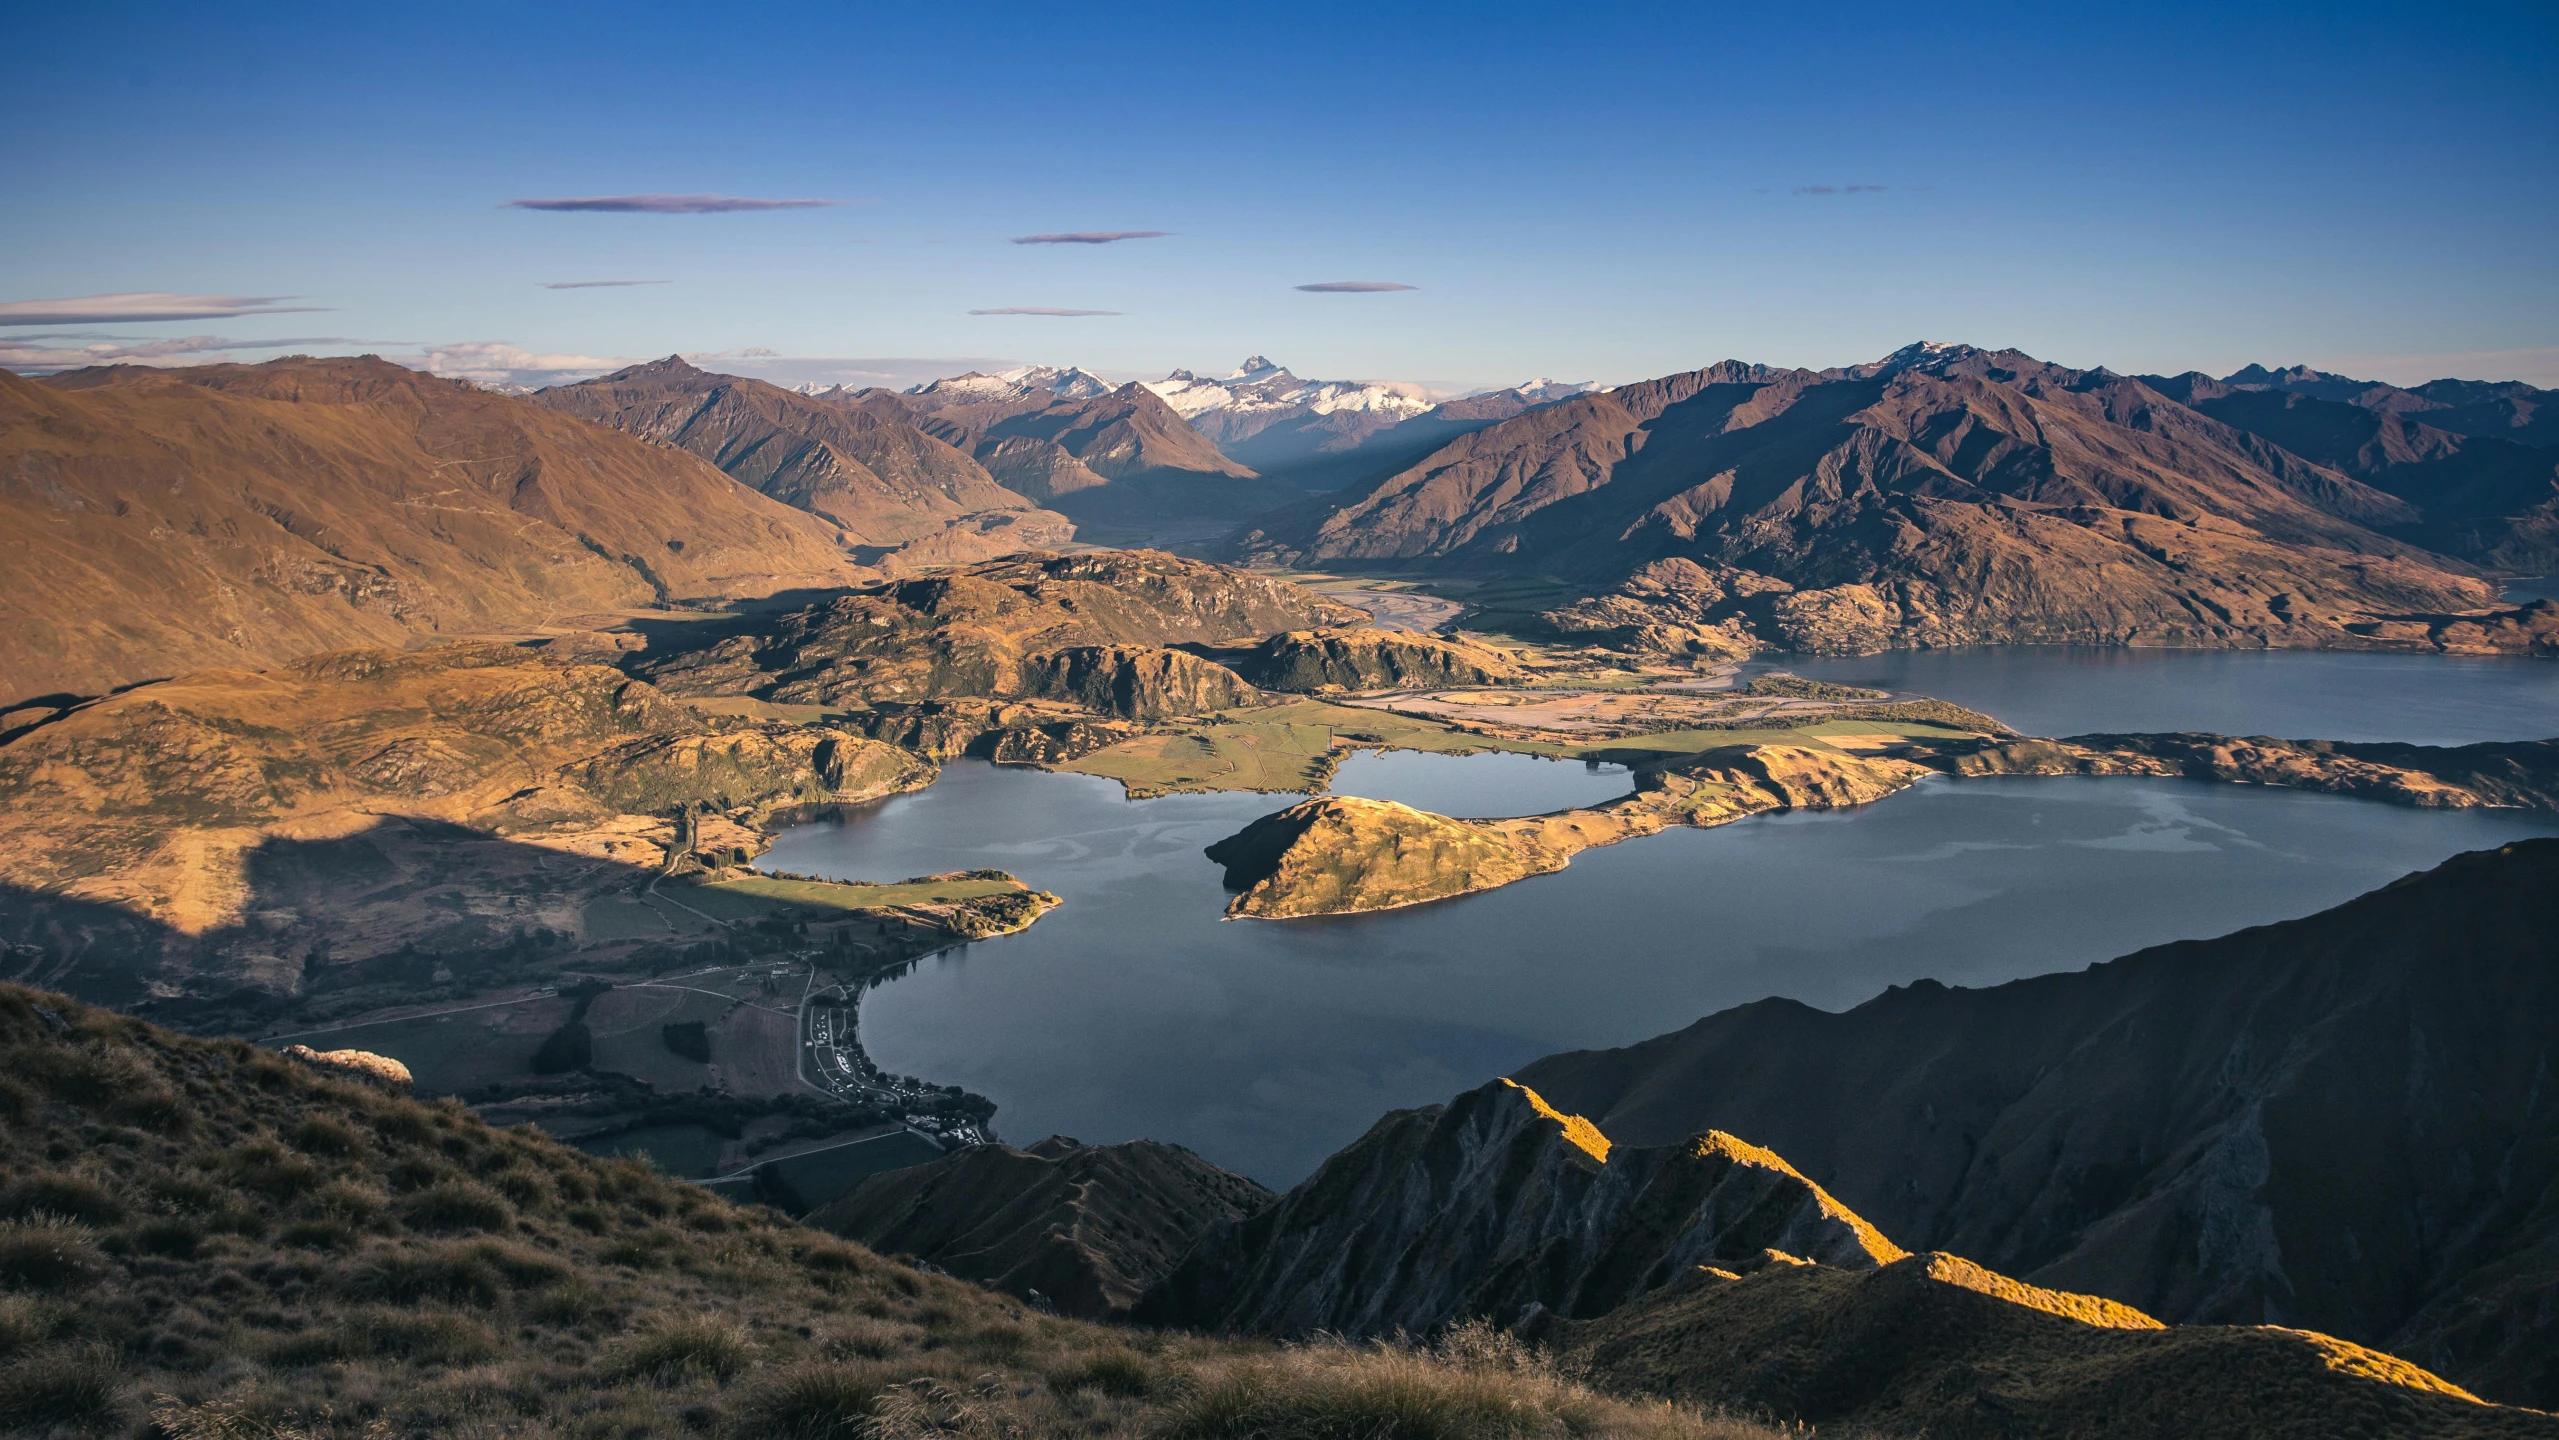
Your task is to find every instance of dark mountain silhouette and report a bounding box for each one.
[1516,838,2559,1408]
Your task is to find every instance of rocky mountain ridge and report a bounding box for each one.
[1227,343,2548,656]
[530,356,1071,570]
[1516,837,2559,1408]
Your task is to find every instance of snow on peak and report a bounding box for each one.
[1145,357,1435,422]
[1504,377,1596,402]
[908,364,1113,402]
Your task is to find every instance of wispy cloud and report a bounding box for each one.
[1295,281,1418,293]
[0,292,328,326]
[1793,184,1888,195]
[396,341,629,389]
[502,194,846,213]
[0,332,397,373]
[1009,231,1171,245]
[539,279,671,289]
[968,307,1121,317]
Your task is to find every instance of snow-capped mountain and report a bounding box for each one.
[1144,356,1438,443]
[906,364,1117,404]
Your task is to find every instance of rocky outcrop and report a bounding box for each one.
[1516,839,2559,1408]
[1566,1251,2542,1439]
[2,359,866,704]
[1224,627,1523,692]
[1137,1079,1902,1337]
[807,1136,1273,1320]
[1017,646,1257,721]
[636,550,1362,711]
[1204,746,1929,917]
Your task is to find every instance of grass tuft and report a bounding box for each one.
[614,1315,757,1384]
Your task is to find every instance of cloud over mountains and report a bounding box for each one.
[502,194,844,213]
[0,292,328,325]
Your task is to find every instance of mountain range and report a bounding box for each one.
[530,356,1071,569]
[1228,343,2553,654]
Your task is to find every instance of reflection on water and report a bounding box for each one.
[1779,646,2557,745]
[766,757,2559,1186]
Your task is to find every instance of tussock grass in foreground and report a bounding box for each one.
[0,985,1788,1438]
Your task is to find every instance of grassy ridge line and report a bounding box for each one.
[0,983,1769,1439]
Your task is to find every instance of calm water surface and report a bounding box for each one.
[771,653,2558,1184]
[1781,647,2555,744]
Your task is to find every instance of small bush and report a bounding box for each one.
[397,1180,513,1233]
[130,1217,206,1258]
[223,1142,320,1201]
[1048,1347,1155,1398]
[0,1171,125,1226]
[0,1296,55,1359]
[288,1114,366,1158]
[0,1343,125,1432]
[523,1281,617,1328]
[614,1316,755,1384]
[348,1244,504,1307]
[0,1218,105,1290]
[819,1316,918,1362]
[734,1361,891,1438]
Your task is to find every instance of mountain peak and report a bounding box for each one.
[1230,355,1288,379]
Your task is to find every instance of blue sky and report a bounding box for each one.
[4,1,2554,390]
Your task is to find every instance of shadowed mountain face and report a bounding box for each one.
[2142,368,2559,571]
[1516,838,2559,1408]
[530,357,1072,567]
[892,371,1262,522]
[1232,345,2514,652]
[0,358,865,706]
[808,1136,1274,1320]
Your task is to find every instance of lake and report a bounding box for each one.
[764,647,2556,1185]
[1779,646,2555,744]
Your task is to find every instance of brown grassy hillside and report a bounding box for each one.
[1,359,865,705]
[0,984,1769,1440]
